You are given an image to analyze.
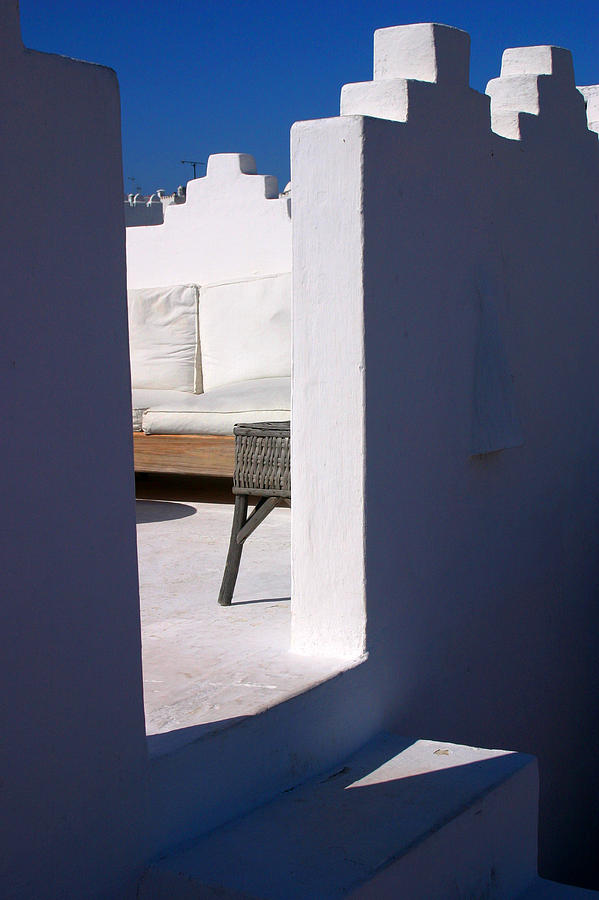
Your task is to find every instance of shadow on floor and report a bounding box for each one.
[229,596,291,607]
[136,500,197,523]
[135,473,289,508]
[136,473,235,504]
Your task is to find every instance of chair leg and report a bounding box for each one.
[235,496,279,545]
[218,495,248,606]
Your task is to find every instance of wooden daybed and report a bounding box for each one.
[133,432,235,477]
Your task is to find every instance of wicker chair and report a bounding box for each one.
[218,421,290,606]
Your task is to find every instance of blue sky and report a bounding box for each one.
[18,1,599,194]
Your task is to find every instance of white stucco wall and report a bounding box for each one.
[0,3,149,897]
[126,153,291,288]
[291,23,599,887]
[125,198,164,227]
[291,115,367,660]
[579,83,599,133]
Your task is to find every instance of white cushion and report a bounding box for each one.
[198,273,291,392]
[132,388,193,431]
[141,376,290,436]
[128,284,200,392]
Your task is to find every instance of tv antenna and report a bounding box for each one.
[181,159,206,179]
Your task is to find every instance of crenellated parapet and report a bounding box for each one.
[183,152,280,205]
[340,24,597,147]
[340,23,487,124]
[486,45,590,140]
[126,152,291,288]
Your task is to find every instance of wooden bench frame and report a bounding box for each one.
[133,432,235,477]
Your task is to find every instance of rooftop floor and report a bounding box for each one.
[136,475,344,739]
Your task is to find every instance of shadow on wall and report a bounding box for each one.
[147,715,252,756]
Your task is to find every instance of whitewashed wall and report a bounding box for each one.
[125,198,164,227]
[126,153,291,288]
[579,84,599,133]
[292,23,599,887]
[0,2,148,897]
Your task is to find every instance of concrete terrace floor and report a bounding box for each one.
[135,474,344,738]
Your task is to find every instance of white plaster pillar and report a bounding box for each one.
[291,115,367,659]
[291,23,482,660]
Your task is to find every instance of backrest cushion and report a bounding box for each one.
[127,284,200,392]
[198,272,291,392]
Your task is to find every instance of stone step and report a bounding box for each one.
[140,732,538,899]
[146,660,379,855]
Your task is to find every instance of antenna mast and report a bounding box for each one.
[181,159,205,179]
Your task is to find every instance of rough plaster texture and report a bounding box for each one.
[0,3,149,897]
[292,22,599,887]
[291,115,367,660]
[487,45,589,140]
[139,734,538,900]
[342,24,478,123]
[126,153,291,289]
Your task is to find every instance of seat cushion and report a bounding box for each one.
[198,273,291,392]
[132,388,193,432]
[128,284,200,392]
[141,377,290,436]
